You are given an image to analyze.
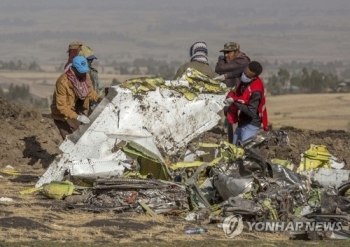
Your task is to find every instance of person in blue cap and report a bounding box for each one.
[51,55,100,140]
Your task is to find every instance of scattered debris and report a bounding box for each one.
[1,165,20,176]
[185,228,208,234]
[0,197,14,202]
[19,71,350,240]
[21,180,75,200]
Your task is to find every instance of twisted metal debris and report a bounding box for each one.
[32,70,349,240]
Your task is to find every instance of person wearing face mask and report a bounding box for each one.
[213,42,250,143]
[223,61,268,145]
[51,56,100,140]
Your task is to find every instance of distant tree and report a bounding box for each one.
[119,65,129,75]
[28,61,42,71]
[8,61,16,70]
[2,83,48,109]
[323,73,339,92]
[341,68,350,80]
[289,67,340,93]
[32,98,49,109]
[269,66,340,94]
[301,67,309,83]
[131,66,141,75]
[277,68,290,88]
[7,84,31,100]
[17,60,23,70]
[290,75,303,92]
[308,69,324,93]
[267,75,281,95]
[157,64,174,80]
[147,65,157,75]
[0,60,43,71]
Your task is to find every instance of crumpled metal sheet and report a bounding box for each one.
[300,168,350,188]
[268,163,308,189]
[36,86,225,187]
[224,197,262,215]
[35,152,130,187]
[68,178,189,214]
[337,181,350,196]
[68,154,131,179]
[119,68,228,100]
[212,173,254,200]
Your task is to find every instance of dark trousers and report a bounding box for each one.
[54,119,80,140]
[223,106,234,143]
[227,123,233,143]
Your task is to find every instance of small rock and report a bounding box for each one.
[323,137,333,145]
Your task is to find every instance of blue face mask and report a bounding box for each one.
[241,72,252,83]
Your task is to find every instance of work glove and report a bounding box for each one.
[220,82,227,89]
[77,114,90,124]
[223,97,234,106]
[213,74,226,81]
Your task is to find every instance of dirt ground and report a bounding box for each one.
[0,98,350,245]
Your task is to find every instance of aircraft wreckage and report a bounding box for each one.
[26,69,349,240]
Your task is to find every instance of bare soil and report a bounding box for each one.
[0,97,349,245]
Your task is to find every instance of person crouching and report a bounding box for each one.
[224,61,269,145]
[51,56,100,140]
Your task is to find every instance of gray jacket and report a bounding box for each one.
[215,52,250,88]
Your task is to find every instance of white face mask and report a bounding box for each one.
[241,72,252,83]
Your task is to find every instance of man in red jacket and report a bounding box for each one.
[224,61,268,145]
